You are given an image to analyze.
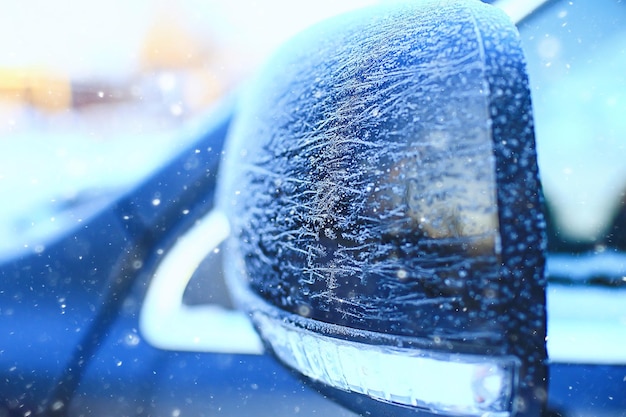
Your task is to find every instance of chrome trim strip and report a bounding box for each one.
[139,209,264,354]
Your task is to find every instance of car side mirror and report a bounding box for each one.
[216,1,547,416]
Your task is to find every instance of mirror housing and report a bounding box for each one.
[218,1,547,415]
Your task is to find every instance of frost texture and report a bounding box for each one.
[219,1,545,357]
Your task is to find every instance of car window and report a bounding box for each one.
[521,0,626,251]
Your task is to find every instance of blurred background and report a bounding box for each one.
[0,0,383,260]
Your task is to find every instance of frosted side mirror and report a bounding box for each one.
[217,1,547,416]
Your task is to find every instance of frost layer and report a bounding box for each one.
[219,1,545,357]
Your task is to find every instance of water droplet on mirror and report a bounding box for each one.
[125,332,141,347]
[396,269,408,280]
